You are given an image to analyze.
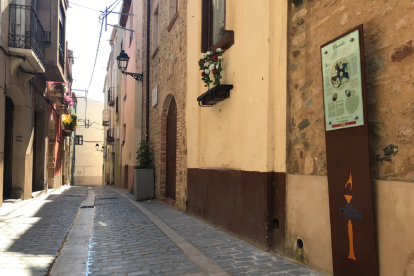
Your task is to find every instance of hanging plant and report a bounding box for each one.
[198,48,224,89]
[62,113,78,131]
[52,81,69,93]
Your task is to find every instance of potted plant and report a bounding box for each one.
[133,140,155,200]
[64,92,74,107]
[62,113,78,136]
[51,81,68,93]
[197,48,233,107]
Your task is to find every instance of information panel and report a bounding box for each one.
[321,25,379,276]
[321,29,364,131]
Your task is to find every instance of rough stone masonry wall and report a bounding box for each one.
[287,0,414,182]
[142,0,188,211]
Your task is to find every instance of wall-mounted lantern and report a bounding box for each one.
[95,143,104,152]
[116,50,143,82]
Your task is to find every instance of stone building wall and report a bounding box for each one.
[285,1,414,275]
[287,0,414,182]
[142,0,188,211]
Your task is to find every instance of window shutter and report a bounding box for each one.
[201,0,210,53]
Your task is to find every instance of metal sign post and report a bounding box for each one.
[320,25,379,276]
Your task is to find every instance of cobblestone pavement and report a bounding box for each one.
[88,186,201,276]
[96,187,322,276]
[0,185,323,276]
[0,186,87,276]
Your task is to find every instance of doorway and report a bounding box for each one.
[166,97,177,200]
[3,97,14,199]
[112,153,115,185]
[124,165,128,189]
[32,112,37,191]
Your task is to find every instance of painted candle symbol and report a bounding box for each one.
[339,173,361,261]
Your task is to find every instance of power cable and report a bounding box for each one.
[86,0,121,103]
[84,0,122,128]
[87,20,103,92]
[69,2,102,12]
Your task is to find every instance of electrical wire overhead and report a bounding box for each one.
[69,2,102,12]
[84,0,121,121]
[87,1,122,90]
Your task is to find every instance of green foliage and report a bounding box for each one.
[198,48,224,89]
[135,140,154,169]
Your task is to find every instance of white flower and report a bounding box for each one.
[205,69,210,74]
[218,57,223,61]
[204,62,209,67]
[201,55,206,59]
[340,72,343,77]
[206,51,212,55]
[216,48,222,52]
[209,64,215,70]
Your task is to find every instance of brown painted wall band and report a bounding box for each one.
[187,168,286,254]
[321,25,379,276]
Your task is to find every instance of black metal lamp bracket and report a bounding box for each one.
[122,71,143,82]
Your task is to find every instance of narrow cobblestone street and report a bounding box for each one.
[0,187,88,275]
[0,186,322,276]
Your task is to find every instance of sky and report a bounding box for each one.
[66,0,123,103]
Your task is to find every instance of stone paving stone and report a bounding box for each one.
[0,187,87,276]
[87,186,201,276]
[132,193,323,276]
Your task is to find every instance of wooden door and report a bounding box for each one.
[124,165,129,189]
[166,98,177,200]
[3,98,14,199]
[32,112,37,191]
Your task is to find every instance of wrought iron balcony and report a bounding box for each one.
[106,128,115,144]
[108,87,115,106]
[59,43,65,69]
[102,110,110,126]
[9,4,45,65]
[47,82,72,114]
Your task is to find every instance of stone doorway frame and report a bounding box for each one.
[47,110,57,189]
[160,94,176,198]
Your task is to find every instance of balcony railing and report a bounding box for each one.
[47,82,71,115]
[106,128,115,144]
[102,110,110,126]
[108,88,115,106]
[59,43,65,69]
[9,4,45,64]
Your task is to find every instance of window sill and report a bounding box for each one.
[151,46,159,59]
[209,31,235,53]
[167,13,179,32]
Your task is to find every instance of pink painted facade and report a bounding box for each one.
[120,1,144,192]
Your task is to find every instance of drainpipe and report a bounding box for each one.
[146,0,150,142]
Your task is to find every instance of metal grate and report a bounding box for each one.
[80,206,94,209]
[9,4,46,64]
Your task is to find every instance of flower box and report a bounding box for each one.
[106,137,115,145]
[62,114,78,136]
[62,129,72,137]
[197,84,233,107]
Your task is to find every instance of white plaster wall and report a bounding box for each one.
[74,98,103,186]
